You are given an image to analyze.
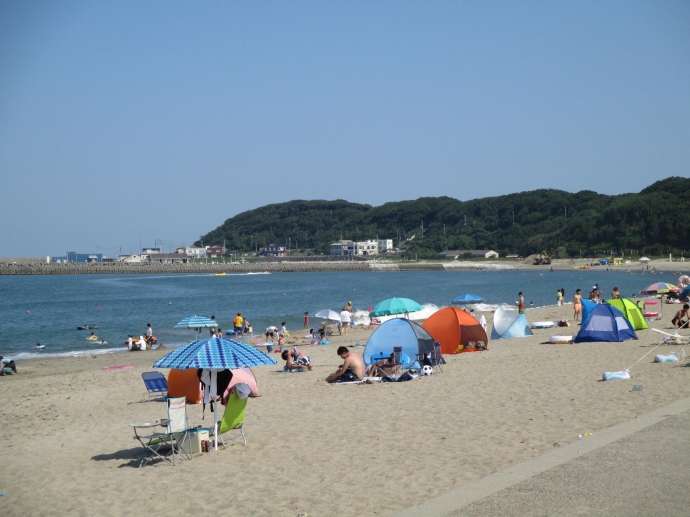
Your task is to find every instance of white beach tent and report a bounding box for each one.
[490,306,534,339]
[639,257,651,263]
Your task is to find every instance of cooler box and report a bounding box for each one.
[188,429,209,455]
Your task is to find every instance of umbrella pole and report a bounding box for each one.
[213,370,219,451]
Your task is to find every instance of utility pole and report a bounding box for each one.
[564,206,567,219]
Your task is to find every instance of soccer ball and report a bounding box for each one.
[421,365,433,376]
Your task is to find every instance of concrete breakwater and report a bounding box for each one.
[0,261,508,275]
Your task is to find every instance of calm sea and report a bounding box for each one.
[0,268,678,360]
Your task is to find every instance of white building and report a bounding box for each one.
[330,239,380,256]
[120,254,147,264]
[378,239,394,252]
[357,240,379,255]
[185,247,207,259]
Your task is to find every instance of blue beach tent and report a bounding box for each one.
[362,318,435,370]
[581,300,598,323]
[574,304,637,343]
[490,307,534,340]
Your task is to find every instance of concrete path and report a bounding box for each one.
[394,397,690,517]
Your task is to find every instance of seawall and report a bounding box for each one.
[0,261,513,275]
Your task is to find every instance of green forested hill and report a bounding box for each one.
[197,177,690,259]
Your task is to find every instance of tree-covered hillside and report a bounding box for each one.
[196,177,690,259]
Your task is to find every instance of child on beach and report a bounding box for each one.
[304,312,309,328]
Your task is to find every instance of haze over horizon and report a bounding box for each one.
[1,1,689,257]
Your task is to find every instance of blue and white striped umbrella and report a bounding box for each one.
[173,315,218,329]
[153,337,277,370]
[153,337,276,452]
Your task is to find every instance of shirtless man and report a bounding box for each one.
[325,346,366,383]
[573,289,583,321]
[672,304,689,329]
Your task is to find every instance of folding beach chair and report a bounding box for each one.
[430,341,444,374]
[130,396,192,467]
[209,390,247,449]
[369,346,404,380]
[142,371,168,401]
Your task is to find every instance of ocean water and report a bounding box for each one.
[0,268,678,360]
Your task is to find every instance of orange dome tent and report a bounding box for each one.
[422,307,489,354]
[167,368,202,404]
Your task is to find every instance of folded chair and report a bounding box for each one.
[209,390,247,449]
[130,396,192,467]
[142,371,168,401]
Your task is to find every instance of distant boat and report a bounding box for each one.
[215,272,226,276]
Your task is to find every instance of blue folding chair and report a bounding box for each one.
[142,371,168,401]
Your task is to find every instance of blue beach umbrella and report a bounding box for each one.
[153,337,277,370]
[153,337,276,450]
[451,294,486,305]
[173,315,218,340]
[369,297,424,317]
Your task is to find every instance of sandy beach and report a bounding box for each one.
[1,304,689,516]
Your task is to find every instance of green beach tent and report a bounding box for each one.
[606,298,648,331]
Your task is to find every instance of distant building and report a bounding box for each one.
[330,239,380,256]
[506,254,521,259]
[262,243,287,257]
[185,247,206,259]
[120,254,146,264]
[206,246,225,258]
[51,252,103,263]
[438,250,499,260]
[378,239,394,252]
[141,247,161,255]
[330,240,353,256]
[149,253,189,264]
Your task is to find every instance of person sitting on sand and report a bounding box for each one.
[368,352,397,378]
[672,304,689,329]
[325,346,365,383]
[281,347,312,371]
[611,287,620,299]
[1,356,17,375]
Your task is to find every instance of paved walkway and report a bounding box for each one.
[394,397,690,517]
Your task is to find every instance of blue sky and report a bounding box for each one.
[1,1,688,257]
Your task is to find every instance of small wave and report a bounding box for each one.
[351,303,441,324]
